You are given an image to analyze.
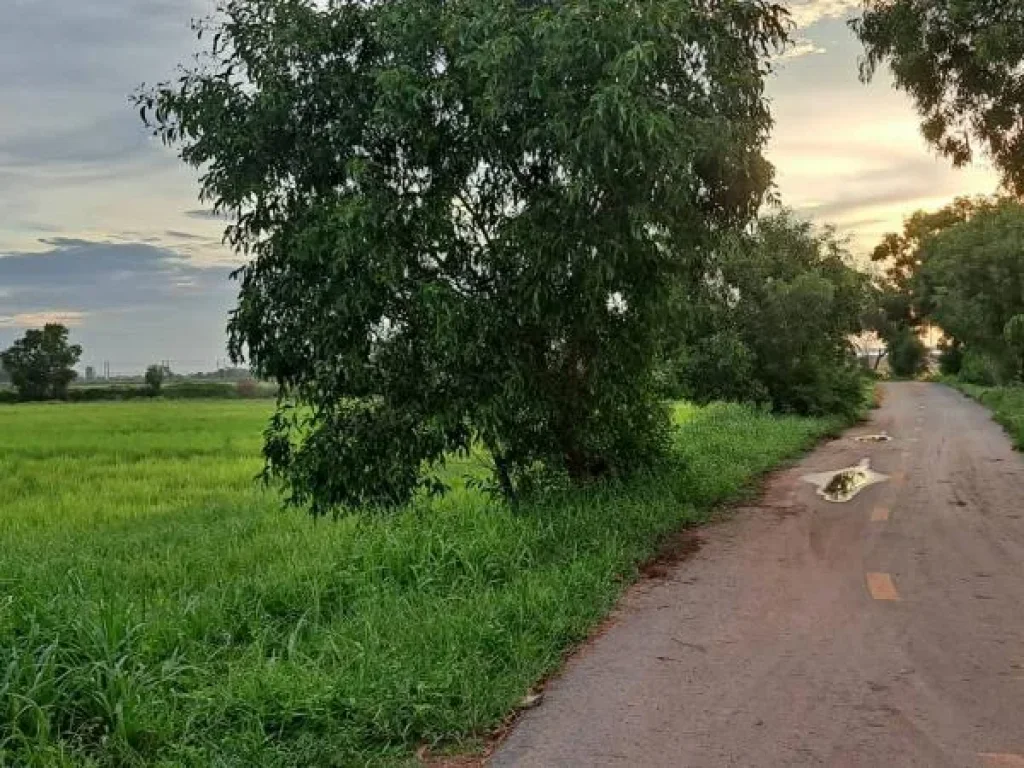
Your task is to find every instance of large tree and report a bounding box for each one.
[140,0,789,513]
[853,2,1024,195]
[0,324,82,401]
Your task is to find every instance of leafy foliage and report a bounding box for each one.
[887,327,928,378]
[139,0,789,512]
[862,196,1000,371]
[937,338,964,376]
[0,324,82,401]
[853,2,1024,195]
[1004,314,1024,379]
[666,212,868,418]
[917,199,1024,382]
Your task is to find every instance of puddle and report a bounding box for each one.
[801,458,889,503]
[854,433,892,443]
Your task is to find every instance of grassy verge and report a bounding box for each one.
[942,378,1024,448]
[0,400,851,766]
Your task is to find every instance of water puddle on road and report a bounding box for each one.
[801,458,889,503]
[854,432,892,443]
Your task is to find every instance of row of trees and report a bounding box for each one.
[0,325,173,400]
[865,196,1024,385]
[137,0,876,514]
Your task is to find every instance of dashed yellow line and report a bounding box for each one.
[866,572,900,601]
[871,506,890,522]
[980,754,1024,768]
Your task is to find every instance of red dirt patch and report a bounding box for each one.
[639,528,703,580]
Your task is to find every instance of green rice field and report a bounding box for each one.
[0,400,844,766]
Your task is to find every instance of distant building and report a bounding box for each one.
[85,366,96,382]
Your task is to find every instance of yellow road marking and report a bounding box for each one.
[871,506,890,522]
[866,572,900,601]
[980,754,1024,768]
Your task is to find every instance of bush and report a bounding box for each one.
[163,382,238,399]
[937,340,964,376]
[677,332,768,405]
[68,386,153,402]
[888,329,928,378]
[959,349,1004,386]
[674,213,870,418]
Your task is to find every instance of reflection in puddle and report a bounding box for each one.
[855,433,892,443]
[802,458,889,503]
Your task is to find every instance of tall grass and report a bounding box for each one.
[0,400,843,766]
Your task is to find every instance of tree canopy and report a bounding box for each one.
[662,212,869,417]
[860,196,996,369]
[0,324,82,401]
[917,198,1024,379]
[140,0,790,513]
[866,196,1024,383]
[853,2,1024,195]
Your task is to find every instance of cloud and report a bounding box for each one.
[0,238,233,317]
[786,1,861,29]
[0,113,152,171]
[0,0,216,257]
[0,237,238,372]
[0,311,88,329]
[184,209,234,222]
[777,39,827,61]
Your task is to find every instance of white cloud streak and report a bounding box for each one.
[777,38,828,60]
[786,0,862,29]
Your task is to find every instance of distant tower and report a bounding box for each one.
[85,365,96,382]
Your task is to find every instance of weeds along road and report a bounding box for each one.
[492,383,1024,767]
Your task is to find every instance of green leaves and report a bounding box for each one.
[916,199,1024,382]
[853,1,1024,194]
[665,212,869,417]
[140,0,788,514]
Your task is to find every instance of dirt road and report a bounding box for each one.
[492,383,1024,767]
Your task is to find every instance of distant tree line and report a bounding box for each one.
[0,326,274,403]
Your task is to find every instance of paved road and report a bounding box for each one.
[493,383,1024,767]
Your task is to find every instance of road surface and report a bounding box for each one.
[492,383,1024,767]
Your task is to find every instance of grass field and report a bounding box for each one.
[0,400,846,766]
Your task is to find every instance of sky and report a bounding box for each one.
[0,0,1002,375]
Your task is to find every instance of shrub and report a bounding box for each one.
[673,213,869,418]
[888,329,928,378]
[144,365,165,395]
[937,340,963,376]
[678,332,768,406]
[960,349,1003,386]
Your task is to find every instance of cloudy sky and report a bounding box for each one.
[0,0,1001,374]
